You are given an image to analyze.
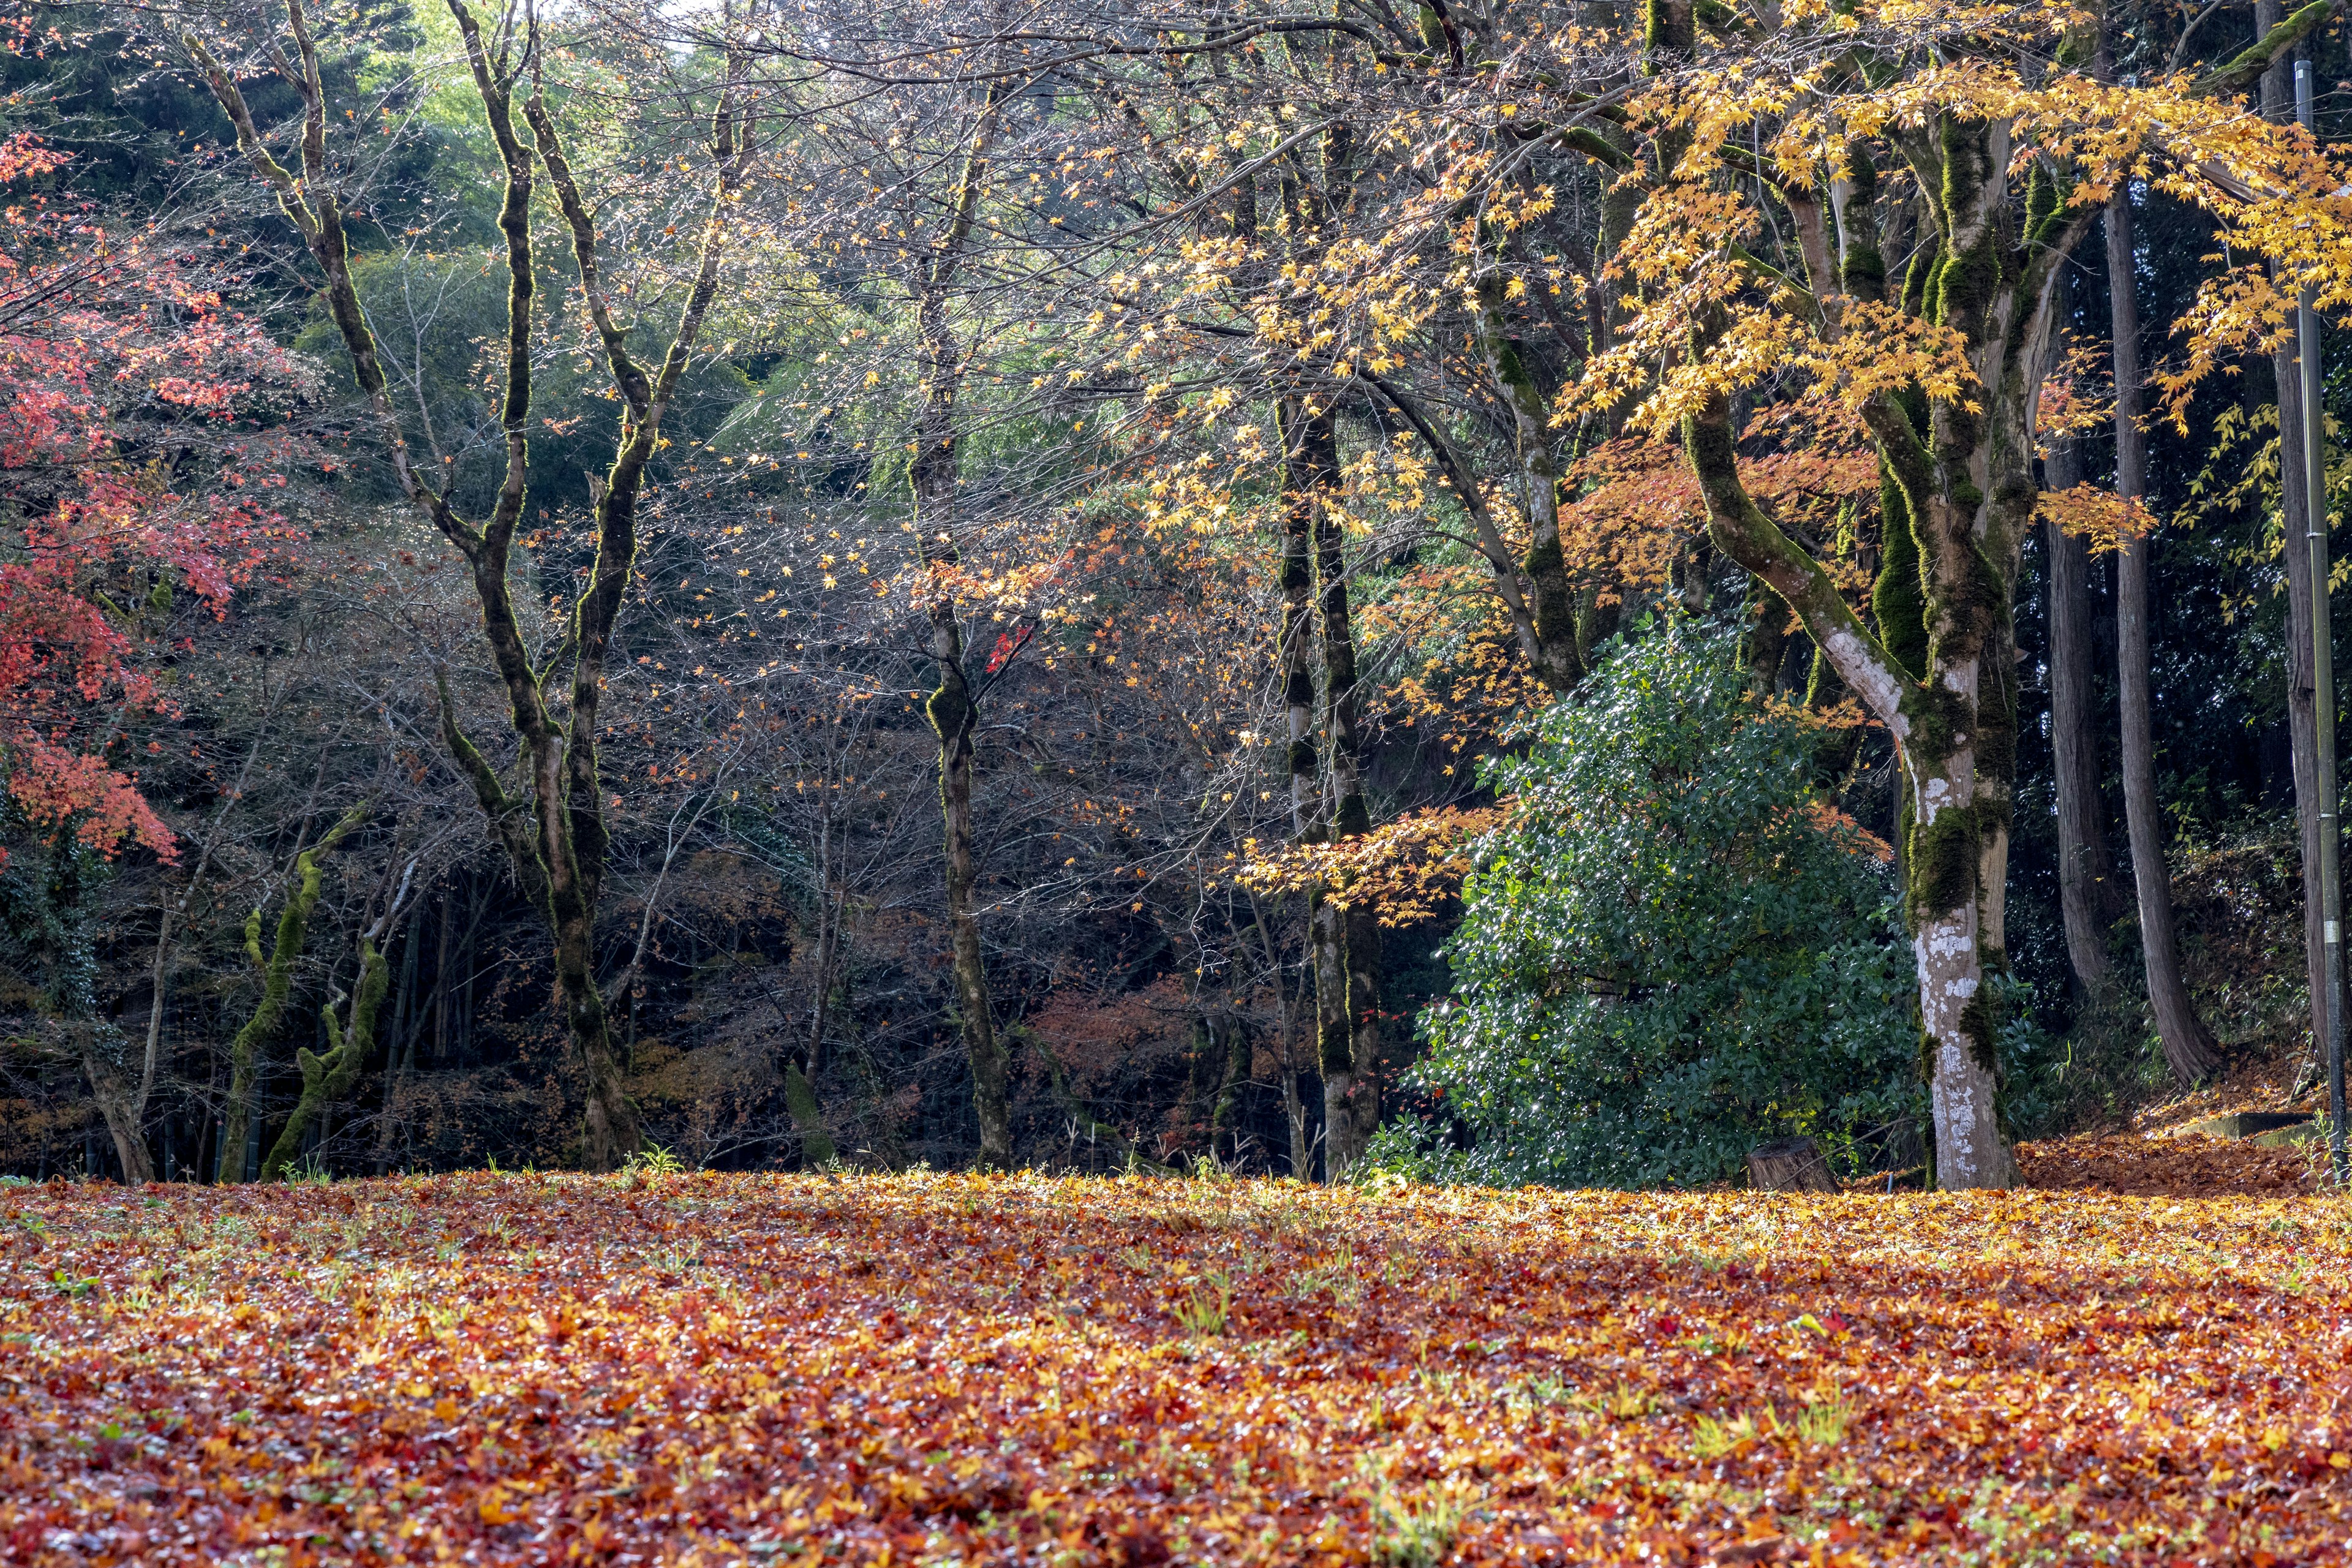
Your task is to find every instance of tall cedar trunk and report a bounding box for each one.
[913,79,1016,1170]
[2101,73,2222,1083]
[1277,396,1327,1173]
[1689,107,2041,1188]
[2260,9,2337,1078]
[2042,436,2124,990]
[1289,401,1383,1178]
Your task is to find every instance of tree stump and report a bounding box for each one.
[1747,1136,1838,1193]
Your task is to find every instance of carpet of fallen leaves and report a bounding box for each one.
[4,1172,2350,1567]
[2016,1135,2320,1198]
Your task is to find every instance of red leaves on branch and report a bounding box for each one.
[0,134,312,859]
[1,1172,2347,1566]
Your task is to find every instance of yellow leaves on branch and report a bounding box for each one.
[2034,342,2114,448]
[1232,804,1509,925]
[2037,484,2156,555]
[1561,40,2352,437]
[1567,179,1977,440]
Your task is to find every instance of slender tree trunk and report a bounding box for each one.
[1287,399,1382,1178]
[2043,428,2124,990]
[808,805,843,1082]
[1275,394,1327,1175]
[373,898,424,1174]
[924,582,1012,1167]
[2103,102,2222,1084]
[1245,888,1311,1179]
[910,77,1017,1170]
[2260,8,2337,1086]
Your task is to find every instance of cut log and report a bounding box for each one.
[1747,1136,1838,1193]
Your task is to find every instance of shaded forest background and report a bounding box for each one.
[0,0,2334,1183]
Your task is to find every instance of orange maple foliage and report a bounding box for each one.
[2,1174,2348,1566]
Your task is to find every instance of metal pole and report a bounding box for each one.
[2298,59,2349,1186]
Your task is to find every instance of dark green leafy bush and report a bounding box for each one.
[1374,625,1922,1189]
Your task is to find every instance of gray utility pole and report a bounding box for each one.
[2298,58,2348,1187]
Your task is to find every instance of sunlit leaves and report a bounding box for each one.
[1,1171,2348,1564]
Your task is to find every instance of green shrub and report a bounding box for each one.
[1373,624,1921,1189]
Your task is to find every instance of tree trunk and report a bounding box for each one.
[807,806,844,1082]
[372,897,424,1174]
[1301,401,1383,1179]
[262,930,392,1180]
[1245,888,1312,1180]
[195,2,755,1174]
[1686,111,2051,1189]
[1310,895,1352,1180]
[2041,254,2127,994]
[2043,440,2124,989]
[910,77,1018,1171]
[783,1062,837,1166]
[2104,124,2222,1084]
[77,1027,154,1185]
[218,804,366,1184]
[2261,6,2337,1087]
[1207,1013,1250,1162]
[1278,395,1329,1175]
[1472,277,1585,692]
[927,594,1013,1169]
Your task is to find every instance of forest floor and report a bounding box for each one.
[2,1170,2347,1567]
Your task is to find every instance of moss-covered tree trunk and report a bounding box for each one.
[1472,280,1586,693]
[1685,108,2081,1188]
[260,925,390,1181]
[218,803,366,1185]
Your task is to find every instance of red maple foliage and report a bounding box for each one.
[0,131,312,861]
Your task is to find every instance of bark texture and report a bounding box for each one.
[2040,254,2127,993]
[2042,433,2124,992]
[1684,105,2076,1189]
[2103,91,2222,1084]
